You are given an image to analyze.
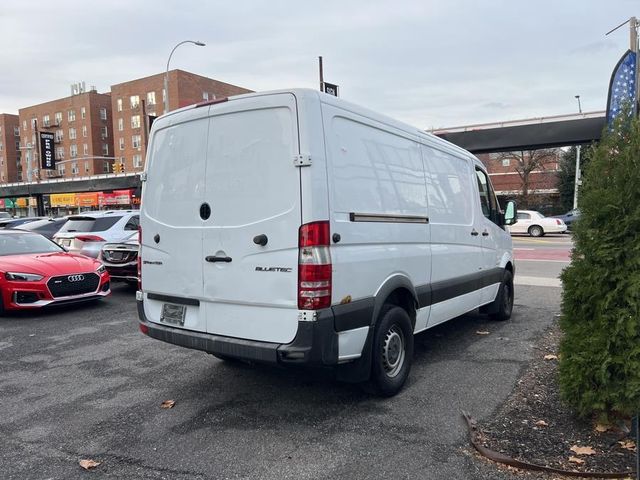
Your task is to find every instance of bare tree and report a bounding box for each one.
[497,149,560,207]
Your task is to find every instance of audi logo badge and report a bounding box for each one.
[67,274,85,282]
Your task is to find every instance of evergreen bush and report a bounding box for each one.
[559,115,640,418]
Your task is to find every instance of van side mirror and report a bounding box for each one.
[504,200,517,226]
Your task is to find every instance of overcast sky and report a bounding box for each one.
[0,1,637,128]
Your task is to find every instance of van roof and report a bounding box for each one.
[156,88,475,161]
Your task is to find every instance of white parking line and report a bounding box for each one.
[515,275,562,288]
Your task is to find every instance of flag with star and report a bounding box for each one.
[606,49,637,127]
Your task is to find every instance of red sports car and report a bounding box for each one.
[0,229,110,313]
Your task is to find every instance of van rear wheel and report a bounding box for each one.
[368,305,413,397]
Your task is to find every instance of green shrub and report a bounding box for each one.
[559,115,640,418]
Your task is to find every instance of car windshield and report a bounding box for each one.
[57,216,121,233]
[0,232,64,256]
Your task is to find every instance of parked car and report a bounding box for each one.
[100,232,139,285]
[53,211,139,258]
[550,209,580,230]
[0,212,12,220]
[137,88,517,396]
[16,217,69,239]
[507,210,567,237]
[0,217,44,229]
[0,229,110,313]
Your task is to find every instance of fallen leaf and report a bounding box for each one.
[570,445,596,455]
[79,459,100,470]
[160,400,176,409]
[568,456,585,465]
[475,331,490,335]
[594,423,610,433]
[618,440,637,451]
[543,354,558,360]
[535,420,549,427]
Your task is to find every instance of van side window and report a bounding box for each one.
[475,168,499,225]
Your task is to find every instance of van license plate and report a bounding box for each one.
[160,303,186,326]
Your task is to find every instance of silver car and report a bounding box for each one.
[53,210,139,258]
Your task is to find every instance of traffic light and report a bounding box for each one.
[112,162,126,173]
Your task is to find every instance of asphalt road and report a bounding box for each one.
[0,239,567,480]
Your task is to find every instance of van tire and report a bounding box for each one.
[489,270,514,321]
[368,305,413,397]
[528,225,544,237]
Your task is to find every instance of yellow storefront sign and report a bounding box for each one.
[50,193,77,207]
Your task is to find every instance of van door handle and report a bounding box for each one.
[482,230,489,236]
[205,256,232,263]
[470,229,479,236]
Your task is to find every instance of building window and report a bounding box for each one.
[0,142,3,151]
[31,118,37,129]
[203,92,209,100]
[68,110,76,122]
[130,95,140,109]
[85,161,90,173]
[133,154,142,168]
[131,115,141,129]
[83,143,89,156]
[58,163,65,176]
[102,143,109,155]
[71,162,79,175]
[117,98,123,112]
[14,126,20,136]
[502,159,510,167]
[118,118,124,131]
[55,130,63,142]
[119,138,125,150]
[43,115,50,127]
[103,161,110,173]
[22,120,27,131]
[15,140,20,150]
[56,147,65,159]
[69,128,77,140]
[82,125,87,137]
[132,135,141,149]
[54,112,62,126]
[100,107,107,120]
[101,126,108,138]
[147,91,156,105]
[81,107,86,119]
[70,144,78,158]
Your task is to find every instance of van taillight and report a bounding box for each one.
[137,226,142,291]
[298,221,332,310]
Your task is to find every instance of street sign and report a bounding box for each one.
[39,131,56,170]
[323,82,339,97]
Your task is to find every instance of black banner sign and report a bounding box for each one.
[39,131,55,170]
[323,82,339,97]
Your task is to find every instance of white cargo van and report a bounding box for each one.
[137,89,517,396]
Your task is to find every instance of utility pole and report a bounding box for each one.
[572,95,582,210]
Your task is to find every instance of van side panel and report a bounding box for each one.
[321,105,430,326]
[421,145,483,328]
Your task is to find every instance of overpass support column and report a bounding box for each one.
[35,194,45,216]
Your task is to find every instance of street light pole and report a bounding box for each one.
[572,95,582,210]
[164,40,206,114]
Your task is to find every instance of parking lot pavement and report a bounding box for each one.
[1,280,560,480]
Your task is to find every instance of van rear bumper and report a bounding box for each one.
[137,299,340,366]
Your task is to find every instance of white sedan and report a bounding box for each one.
[507,210,567,237]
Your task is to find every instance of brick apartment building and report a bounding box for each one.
[18,87,114,181]
[0,113,21,183]
[110,69,252,173]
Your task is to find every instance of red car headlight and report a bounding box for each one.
[5,272,44,282]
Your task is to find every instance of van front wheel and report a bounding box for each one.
[368,305,413,397]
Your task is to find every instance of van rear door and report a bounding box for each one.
[201,93,302,344]
[140,107,210,333]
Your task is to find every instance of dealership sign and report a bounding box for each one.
[39,131,56,169]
